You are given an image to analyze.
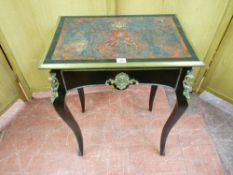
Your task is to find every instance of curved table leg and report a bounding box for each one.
[149,85,158,111]
[160,98,188,155]
[54,98,84,156]
[77,88,85,113]
[50,71,84,156]
[160,68,192,156]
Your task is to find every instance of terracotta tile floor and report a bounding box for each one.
[0,86,224,175]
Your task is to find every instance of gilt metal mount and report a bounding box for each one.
[49,73,59,103]
[183,70,194,102]
[105,72,139,90]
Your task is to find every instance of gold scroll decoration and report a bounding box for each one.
[105,72,139,90]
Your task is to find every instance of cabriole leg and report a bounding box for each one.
[160,98,188,155]
[77,88,85,113]
[160,69,193,155]
[149,85,158,111]
[49,71,84,156]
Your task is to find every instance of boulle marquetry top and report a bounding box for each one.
[39,15,203,69]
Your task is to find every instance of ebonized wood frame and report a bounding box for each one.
[51,67,191,156]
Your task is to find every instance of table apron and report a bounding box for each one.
[61,69,182,91]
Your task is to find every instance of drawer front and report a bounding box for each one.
[62,69,182,91]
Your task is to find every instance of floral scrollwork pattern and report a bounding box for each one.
[48,73,59,103]
[105,72,139,90]
[182,70,194,102]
